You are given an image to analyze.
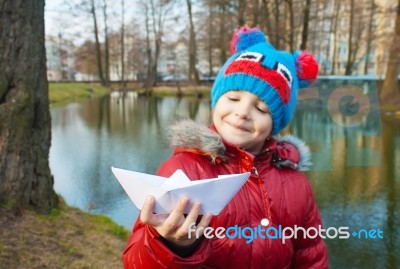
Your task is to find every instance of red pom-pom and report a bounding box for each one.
[230,30,240,54]
[296,51,318,81]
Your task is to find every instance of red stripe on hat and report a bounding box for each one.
[225,60,290,105]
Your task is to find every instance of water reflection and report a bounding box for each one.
[50,93,212,228]
[49,81,399,268]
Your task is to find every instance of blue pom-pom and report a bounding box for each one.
[231,27,267,54]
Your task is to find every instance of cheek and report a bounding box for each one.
[212,107,219,119]
[213,103,228,120]
[212,109,223,127]
[256,116,273,134]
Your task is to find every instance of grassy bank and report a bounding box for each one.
[48,82,109,106]
[48,82,212,105]
[0,201,128,269]
[142,85,211,97]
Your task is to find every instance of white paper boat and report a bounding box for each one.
[111,167,250,215]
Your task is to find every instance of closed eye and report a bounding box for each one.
[256,105,269,114]
[227,96,239,102]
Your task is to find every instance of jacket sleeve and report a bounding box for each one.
[122,153,212,269]
[122,219,210,269]
[290,178,329,269]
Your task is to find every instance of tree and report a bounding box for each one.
[141,0,175,94]
[344,0,356,75]
[206,0,215,76]
[120,0,126,86]
[381,0,400,103]
[273,0,283,48]
[186,0,199,84]
[0,0,58,213]
[102,0,110,86]
[75,40,99,78]
[364,0,376,74]
[102,0,110,85]
[90,0,106,85]
[330,0,341,75]
[284,0,295,52]
[344,0,368,75]
[217,0,230,64]
[300,0,311,50]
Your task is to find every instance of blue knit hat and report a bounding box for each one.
[211,27,319,135]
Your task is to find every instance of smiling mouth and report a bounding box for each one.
[228,122,250,132]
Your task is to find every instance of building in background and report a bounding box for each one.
[46,35,76,81]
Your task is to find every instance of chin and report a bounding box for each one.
[226,137,248,148]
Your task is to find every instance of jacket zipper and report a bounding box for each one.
[253,165,272,261]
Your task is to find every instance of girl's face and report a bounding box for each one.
[212,91,273,155]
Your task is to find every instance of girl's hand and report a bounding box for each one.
[140,195,212,246]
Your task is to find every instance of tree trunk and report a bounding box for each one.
[218,2,227,65]
[102,0,110,85]
[274,0,281,48]
[364,0,375,74]
[245,0,260,27]
[261,0,273,41]
[286,0,294,52]
[151,0,163,90]
[300,0,311,50]
[90,0,105,85]
[187,0,199,84]
[0,0,58,213]
[324,0,336,74]
[237,0,246,26]
[381,0,400,103]
[208,0,213,76]
[345,0,355,75]
[144,2,153,94]
[121,0,125,87]
[331,0,341,75]
[144,0,169,94]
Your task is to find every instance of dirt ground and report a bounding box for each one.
[0,205,128,269]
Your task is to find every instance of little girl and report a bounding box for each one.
[123,27,328,268]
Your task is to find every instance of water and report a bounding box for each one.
[49,81,400,268]
[50,92,212,228]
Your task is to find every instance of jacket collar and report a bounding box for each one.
[169,119,311,170]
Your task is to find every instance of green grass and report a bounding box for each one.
[48,82,109,106]
[380,104,400,112]
[0,205,127,268]
[88,214,129,240]
[33,198,128,242]
[138,85,211,97]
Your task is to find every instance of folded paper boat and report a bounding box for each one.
[111,167,250,215]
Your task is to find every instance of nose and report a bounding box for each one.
[234,102,251,119]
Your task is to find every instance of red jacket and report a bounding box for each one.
[123,121,328,269]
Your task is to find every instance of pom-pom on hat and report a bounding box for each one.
[211,27,319,135]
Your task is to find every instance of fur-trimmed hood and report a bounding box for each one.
[168,119,312,171]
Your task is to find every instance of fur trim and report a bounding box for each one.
[168,119,312,170]
[277,134,312,171]
[168,119,225,163]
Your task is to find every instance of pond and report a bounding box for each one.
[49,80,399,268]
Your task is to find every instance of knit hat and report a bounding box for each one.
[211,27,318,135]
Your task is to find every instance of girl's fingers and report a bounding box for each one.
[178,201,201,237]
[162,196,190,233]
[194,213,213,237]
[140,196,212,243]
[140,195,158,225]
